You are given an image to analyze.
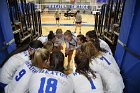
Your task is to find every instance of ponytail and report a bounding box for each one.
[75,53,96,81]
[86,30,107,53]
[90,39,107,53]
[77,34,87,43]
[49,51,65,73]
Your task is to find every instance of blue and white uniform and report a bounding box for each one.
[0,51,29,85]
[54,35,65,47]
[29,70,73,93]
[4,61,39,93]
[99,39,112,55]
[66,32,77,50]
[89,52,124,93]
[69,72,104,93]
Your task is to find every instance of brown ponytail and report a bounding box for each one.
[75,53,96,81]
[81,41,100,59]
[86,30,107,53]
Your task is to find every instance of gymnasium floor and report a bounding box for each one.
[41,13,95,74]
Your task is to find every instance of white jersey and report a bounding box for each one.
[66,33,77,50]
[89,53,124,93]
[104,51,120,72]
[99,39,112,55]
[75,13,82,22]
[54,35,65,47]
[29,70,73,93]
[69,72,104,93]
[4,61,39,93]
[38,36,48,43]
[0,51,29,85]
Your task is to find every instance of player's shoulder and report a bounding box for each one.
[2,52,24,67]
[69,72,80,78]
[8,52,21,60]
[72,32,77,37]
[38,36,48,40]
[101,52,112,61]
[12,51,29,60]
[22,50,29,57]
[49,71,69,79]
[99,39,106,44]
[37,36,48,43]
[20,61,39,73]
[34,69,69,79]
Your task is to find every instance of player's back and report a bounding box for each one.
[89,53,124,93]
[29,70,73,93]
[99,39,112,55]
[103,51,120,72]
[69,72,104,93]
[37,36,48,43]
[4,61,38,93]
[0,51,29,85]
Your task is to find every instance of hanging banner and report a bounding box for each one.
[46,4,90,9]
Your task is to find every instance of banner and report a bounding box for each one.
[47,4,90,9]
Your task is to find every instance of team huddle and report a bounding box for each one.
[0,29,124,93]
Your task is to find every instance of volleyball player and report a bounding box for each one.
[37,30,55,44]
[72,34,87,72]
[76,34,87,54]
[4,49,50,93]
[55,10,60,26]
[37,35,48,44]
[75,10,82,34]
[82,41,124,93]
[54,29,64,51]
[48,31,56,42]
[69,53,104,93]
[43,41,54,53]
[86,30,112,55]
[64,30,77,70]
[0,40,43,86]
[29,51,73,93]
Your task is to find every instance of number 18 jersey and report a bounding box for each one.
[29,70,73,93]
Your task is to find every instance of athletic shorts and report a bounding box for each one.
[56,18,60,20]
[76,22,82,24]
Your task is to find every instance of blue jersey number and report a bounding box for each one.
[38,77,58,93]
[100,56,111,65]
[15,69,26,81]
[90,80,96,90]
